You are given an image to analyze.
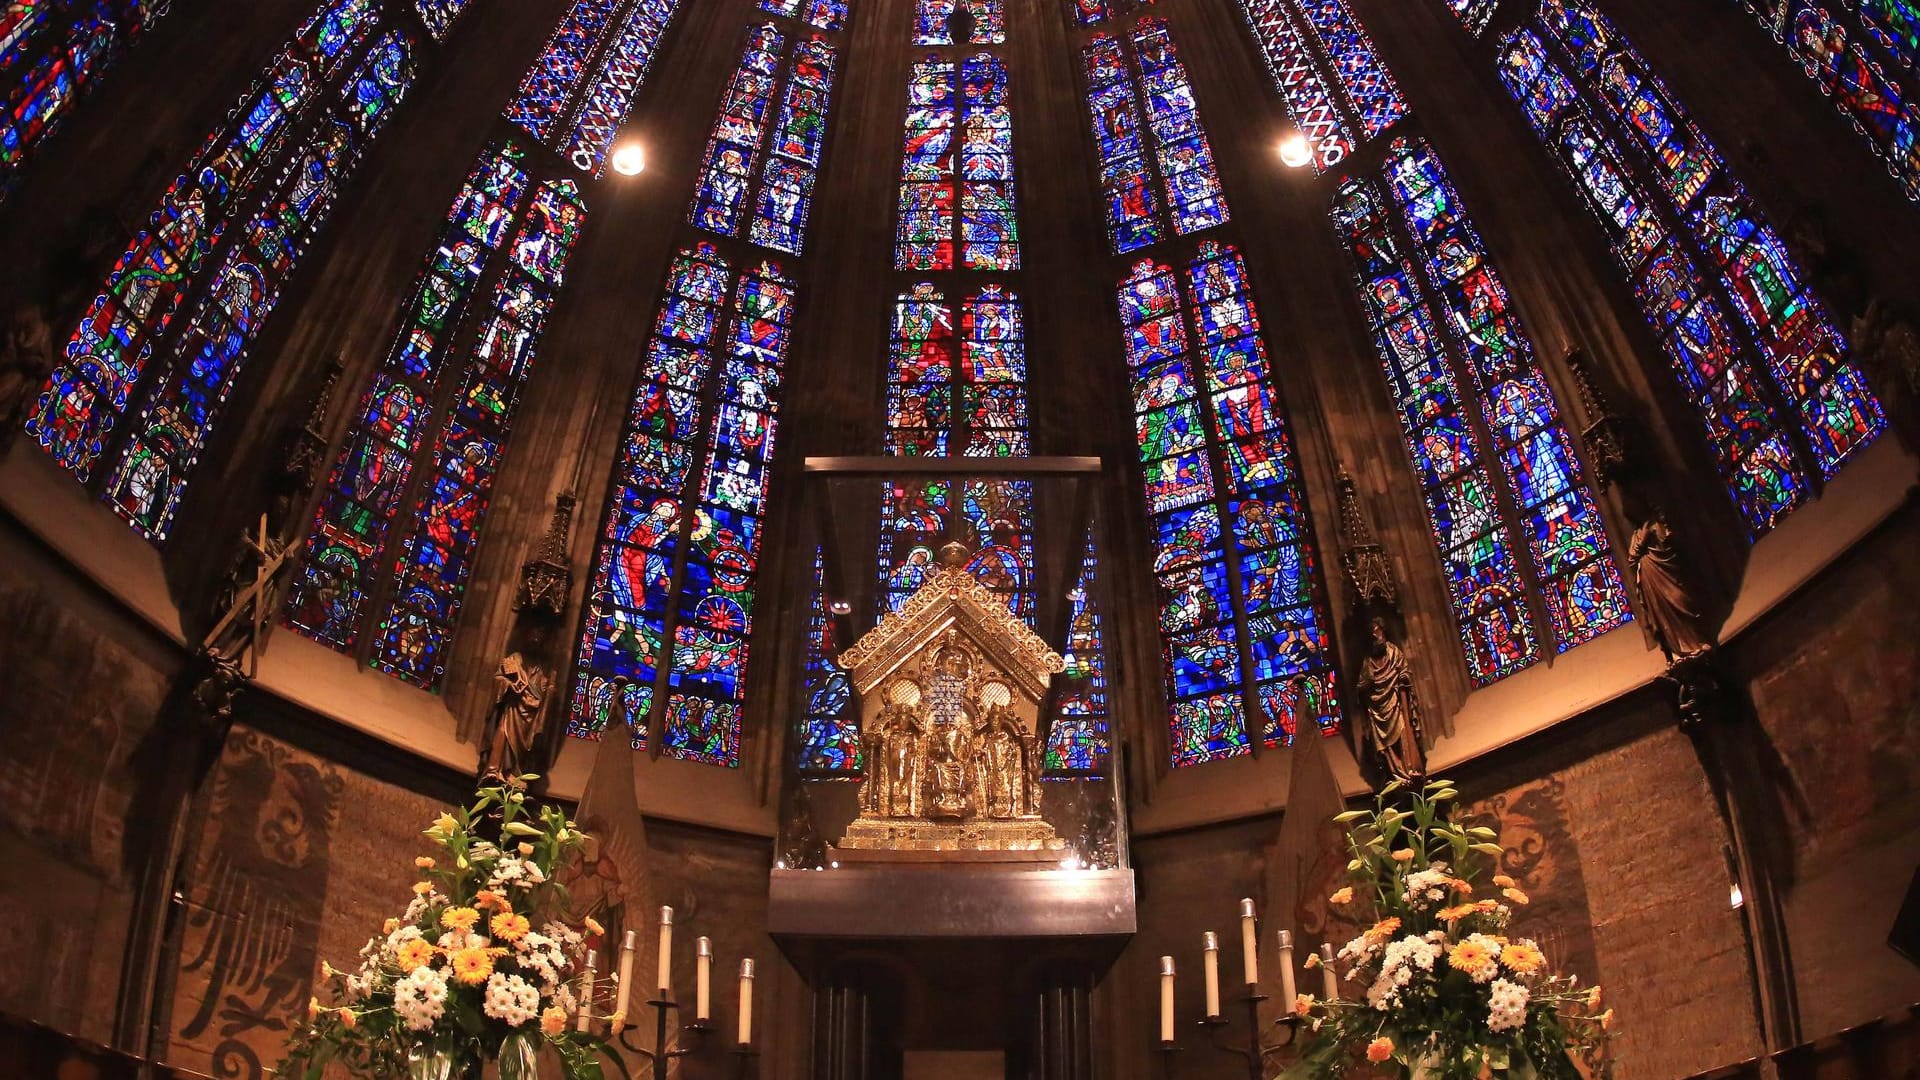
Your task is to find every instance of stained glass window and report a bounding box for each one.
[1045,531,1111,775]
[895,53,1019,271]
[1496,1,1884,533]
[505,0,685,176]
[285,144,533,653]
[1729,0,1920,201]
[1333,139,1631,681]
[1439,0,1501,35]
[1233,0,1409,173]
[570,246,795,767]
[914,0,1005,44]
[796,548,860,774]
[1070,0,1111,24]
[1079,20,1229,255]
[414,0,476,40]
[102,33,417,540]
[691,24,841,256]
[1118,243,1341,766]
[26,0,406,515]
[2,0,170,195]
[879,284,1035,620]
[757,0,848,32]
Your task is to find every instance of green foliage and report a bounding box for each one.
[1277,781,1613,1080]
[277,778,617,1080]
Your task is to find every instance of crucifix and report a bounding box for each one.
[200,512,294,678]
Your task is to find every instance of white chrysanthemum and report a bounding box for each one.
[1365,973,1400,1011]
[385,924,424,955]
[1462,933,1504,984]
[1401,862,1455,909]
[484,972,541,1026]
[542,921,583,953]
[404,891,445,923]
[1487,977,1530,1033]
[394,967,450,1032]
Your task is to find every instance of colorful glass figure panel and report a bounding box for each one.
[27,0,385,486]
[895,53,1018,270]
[2,0,172,194]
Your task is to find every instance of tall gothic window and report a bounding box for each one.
[1080,17,1230,254]
[896,52,1020,271]
[1437,0,1502,35]
[1,0,170,194]
[690,24,840,256]
[879,285,1035,619]
[568,246,795,765]
[26,0,418,540]
[1045,532,1111,775]
[283,0,683,688]
[1233,0,1410,172]
[1729,0,1920,201]
[1494,0,1884,533]
[1332,138,1632,683]
[1121,243,1342,765]
[757,0,848,33]
[914,0,1006,45]
[414,0,477,40]
[795,548,860,773]
[505,0,682,176]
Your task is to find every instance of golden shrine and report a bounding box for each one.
[832,543,1068,856]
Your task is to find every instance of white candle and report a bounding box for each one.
[1158,955,1176,1043]
[738,958,756,1045]
[1238,899,1259,986]
[613,931,636,1033]
[576,949,597,1033]
[1318,943,1338,1004]
[1276,930,1297,1007]
[657,906,674,997]
[696,936,713,1021]
[1202,932,1222,1018]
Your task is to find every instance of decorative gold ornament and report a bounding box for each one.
[834,548,1065,856]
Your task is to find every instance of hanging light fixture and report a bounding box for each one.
[611,142,646,177]
[1278,131,1314,169]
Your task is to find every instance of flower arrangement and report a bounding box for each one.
[1280,780,1612,1080]
[279,780,610,1080]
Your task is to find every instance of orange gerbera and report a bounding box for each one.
[1447,939,1496,979]
[1492,874,1516,889]
[414,856,436,870]
[1473,899,1500,913]
[1365,917,1402,943]
[1436,903,1477,923]
[1449,878,1474,895]
[584,916,606,937]
[1500,941,1545,975]
[1366,1036,1395,1063]
[337,1008,357,1030]
[1328,887,1354,906]
[474,889,506,912]
[440,906,481,933]
[1303,952,1322,970]
[395,938,437,972]
[1503,887,1531,906]
[450,946,494,986]
[1390,849,1416,863]
[1291,993,1314,1018]
[490,912,531,942]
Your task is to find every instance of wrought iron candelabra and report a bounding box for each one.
[615,996,708,1080]
[1161,995,1304,1080]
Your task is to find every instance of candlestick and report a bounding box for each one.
[1159,955,1176,1043]
[1318,943,1337,1004]
[577,949,597,1033]
[738,958,756,1046]
[1202,932,1222,1019]
[1237,899,1259,986]
[613,930,637,1032]
[696,936,713,1021]
[1276,930,1297,1007]
[657,906,674,997]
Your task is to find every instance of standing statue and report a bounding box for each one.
[0,299,54,453]
[1358,619,1427,782]
[1627,509,1714,664]
[480,628,553,784]
[880,697,925,819]
[857,713,888,816]
[976,702,1026,818]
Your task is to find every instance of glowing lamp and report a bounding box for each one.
[611,143,646,177]
[1278,132,1314,169]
